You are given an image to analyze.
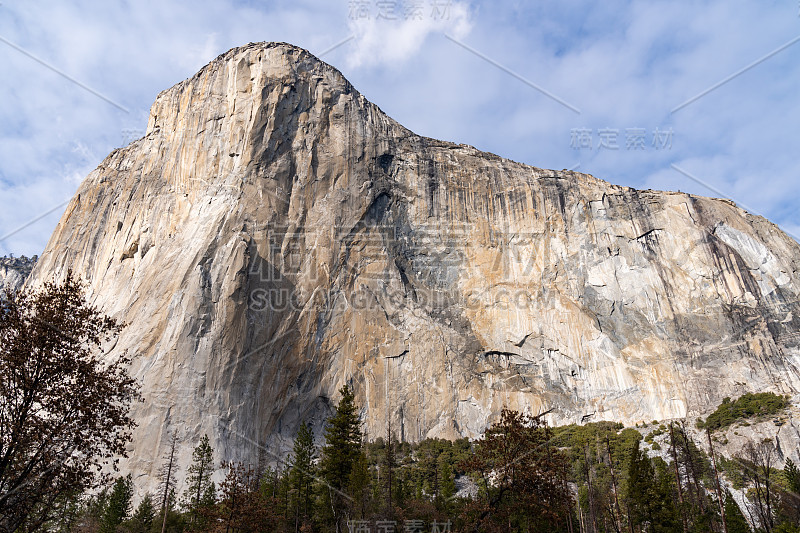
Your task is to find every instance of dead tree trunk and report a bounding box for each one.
[670,423,688,533]
[707,428,728,533]
[606,437,624,533]
[159,432,178,533]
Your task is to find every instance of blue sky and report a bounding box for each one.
[1,0,798,256]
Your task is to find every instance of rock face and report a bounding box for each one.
[28,42,800,491]
[1,255,36,296]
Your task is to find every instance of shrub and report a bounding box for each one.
[701,392,789,431]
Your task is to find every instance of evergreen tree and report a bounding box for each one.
[626,439,653,530]
[383,423,396,517]
[652,459,682,533]
[461,408,573,532]
[183,434,215,525]
[101,475,134,533]
[80,488,110,533]
[217,462,282,533]
[320,386,362,490]
[625,441,681,533]
[156,488,184,533]
[437,454,456,512]
[287,422,316,531]
[785,459,800,494]
[50,491,84,533]
[319,385,363,531]
[724,491,751,533]
[776,459,800,532]
[199,483,216,513]
[739,440,778,533]
[128,493,157,533]
[348,448,371,521]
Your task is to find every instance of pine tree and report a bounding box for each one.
[652,459,682,533]
[320,385,362,490]
[129,494,157,533]
[348,449,371,521]
[625,439,652,530]
[625,440,681,533]
[437,454,456,512]
[676,423,711,520]
[199,483,216,511]
[183,434,215,525]
[288,422,316,532]
[218,462,281,533]
[50,490,84,533]
[668,423,688,533]
[785,459,800,494]
[82,488,110,533]
[383,421,396,517]
[739,440,777,533]
[100,475,134,533]
[776,459,800,531]
[319,385,363,532]
[723,491,751,533]
[460,408,572,532]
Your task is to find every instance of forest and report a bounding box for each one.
[56,387,800,533]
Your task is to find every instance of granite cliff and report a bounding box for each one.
[0,255,36,296]
[26,42,800,490]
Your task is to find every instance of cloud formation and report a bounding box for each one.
[0,0,798,256]
[346,1,471,68]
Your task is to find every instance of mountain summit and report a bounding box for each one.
[28,42,800,490]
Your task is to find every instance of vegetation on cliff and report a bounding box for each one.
[698,393,789,431]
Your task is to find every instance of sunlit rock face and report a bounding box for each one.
[28,42,800,492]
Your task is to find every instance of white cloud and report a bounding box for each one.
[345,2,472,68]
[0,0,798,257]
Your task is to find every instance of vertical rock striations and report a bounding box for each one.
[27,42,800,491]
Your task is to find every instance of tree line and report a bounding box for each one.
[59,392,800,533]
